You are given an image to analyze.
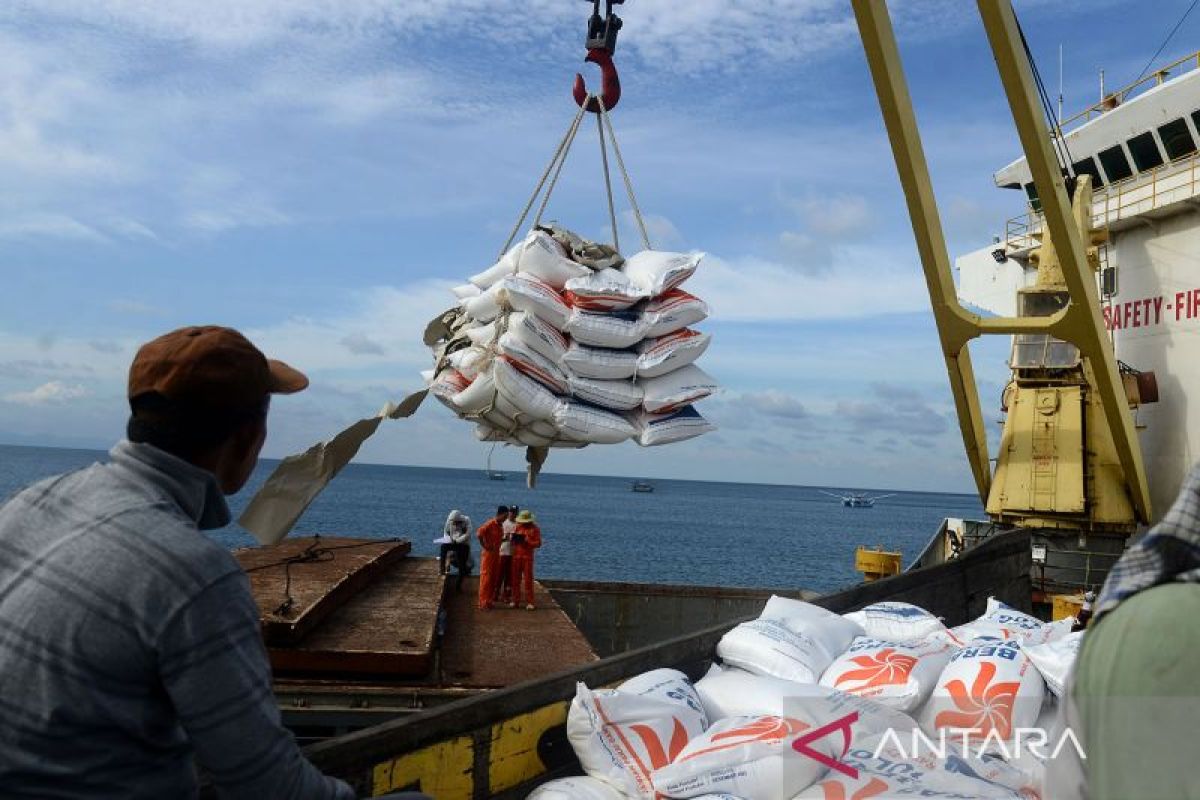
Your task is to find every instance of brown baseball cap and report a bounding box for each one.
[128,325,308,413]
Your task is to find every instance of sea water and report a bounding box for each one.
[0,444,984,593]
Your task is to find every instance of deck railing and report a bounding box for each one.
[1005,147,1200,253]
[1059,50,1200,130]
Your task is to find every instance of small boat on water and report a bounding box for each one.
[819,489,894,507]
[630,480,654,493]
[485,444,506,481]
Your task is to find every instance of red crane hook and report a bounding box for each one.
[573,48,621,113]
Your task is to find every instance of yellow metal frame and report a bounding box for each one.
[850,0,1151,523]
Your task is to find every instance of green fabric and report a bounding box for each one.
[1072,582,1200,800]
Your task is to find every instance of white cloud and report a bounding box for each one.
[4,381,91,406]
[340,333,386,356]
[0,213,107,242]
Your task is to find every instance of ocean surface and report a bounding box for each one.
[0,443,985,593]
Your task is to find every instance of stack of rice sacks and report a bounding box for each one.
[531,597,1084,800]
[422,223,718,450]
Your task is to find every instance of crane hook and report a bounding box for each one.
[573,48,621,113]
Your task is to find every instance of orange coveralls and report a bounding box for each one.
[510,523,542,608]
[476,518,505,609]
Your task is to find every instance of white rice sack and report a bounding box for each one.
[512,428,555,447]
[527,777,625,800]
[842,602,947,644]
[509,310,569,364]
[428,367,471,404]
[502,273,573,330]
[761,596,865,654]
[1024,631,1084,698]
[639,365,719,414]
[818,635,954,713]
[493,359,561,422]
[636,329,711,379]
[564,268,646,311]
[569,375,644,411]
[567,309,648,349]
[920,638,1046,745]
[695,663,919,742]
[622,250,704,297]
[795,731,1036,800]
[650,715,835,800]
[1021,616,1075,647]
[481,407,517,433]
[562,342,639,380]
[473,422,507,442]
[447,347,487,380]
[513,230,592,289]
[451,283,482,300]
[951,597,1061,646]
[567,678,707,799]
[451,372,496,414]
[469,243,521,289]
[554,401,636,444]
[618,668,708,728]
[465,322,497,347]
[636,406,715,447]
[498,332,569,394]
[462,281,504,323]
[717,620,835,685]
[642,290,710,338]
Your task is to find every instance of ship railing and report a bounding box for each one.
[1058,50,1200,130]
[1005,147,1200,253]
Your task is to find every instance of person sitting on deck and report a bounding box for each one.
[476,505,507,610]
[509,509,543,611]
[0,326,362,799]
[439,509,472,592]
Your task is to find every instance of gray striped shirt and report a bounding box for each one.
[0,440,354,800]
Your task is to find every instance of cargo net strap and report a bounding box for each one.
[499,94,651,259]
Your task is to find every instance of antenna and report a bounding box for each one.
[1099,68,1105,103]
[1057,43,1064,123]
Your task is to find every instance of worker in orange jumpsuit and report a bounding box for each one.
[476,506,507,610]
[509,509,543,610]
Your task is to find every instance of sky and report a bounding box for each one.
[0,0,1194,493]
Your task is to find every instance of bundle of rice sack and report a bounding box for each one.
[949,597,1072,646]
[650,714,838,800]
[842,601,947,644]
[421,223,719,463]
[818,634,955,713]
[716,597,863,685]
[919,637,1046,746]
[1024,631,1084,698]
[567,669,708,799]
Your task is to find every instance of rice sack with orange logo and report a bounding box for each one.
[918,637,1046,748]
[818,635,954,713]
[650,714,842,800]
[793,730,1040,800]
[567,669,709,799]
[950,597,1073,647]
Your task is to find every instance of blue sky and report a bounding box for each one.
[0,0,1192,492]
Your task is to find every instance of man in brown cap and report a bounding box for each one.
[0,326,357,798]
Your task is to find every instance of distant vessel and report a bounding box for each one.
[631,480,654,493]
[485,445,506,481]
[819,490,894,508]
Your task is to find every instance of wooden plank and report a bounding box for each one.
[236,536,411,645]
[269,558,444,677]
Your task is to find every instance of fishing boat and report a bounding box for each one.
[819,489,894,507]
[485,444,506,481]
[630,479,654,493]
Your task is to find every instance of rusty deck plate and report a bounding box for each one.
[236,537,411,645]
[438,577,598,688]
[269,558,444,677]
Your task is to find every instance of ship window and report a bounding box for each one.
[1071,156,1105,188]
[1024,182,1042,212]
[1159,117,1196,160]
[1126,131,1164,171]
[1097,144,1134,182]
[1012,291,1080,369]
